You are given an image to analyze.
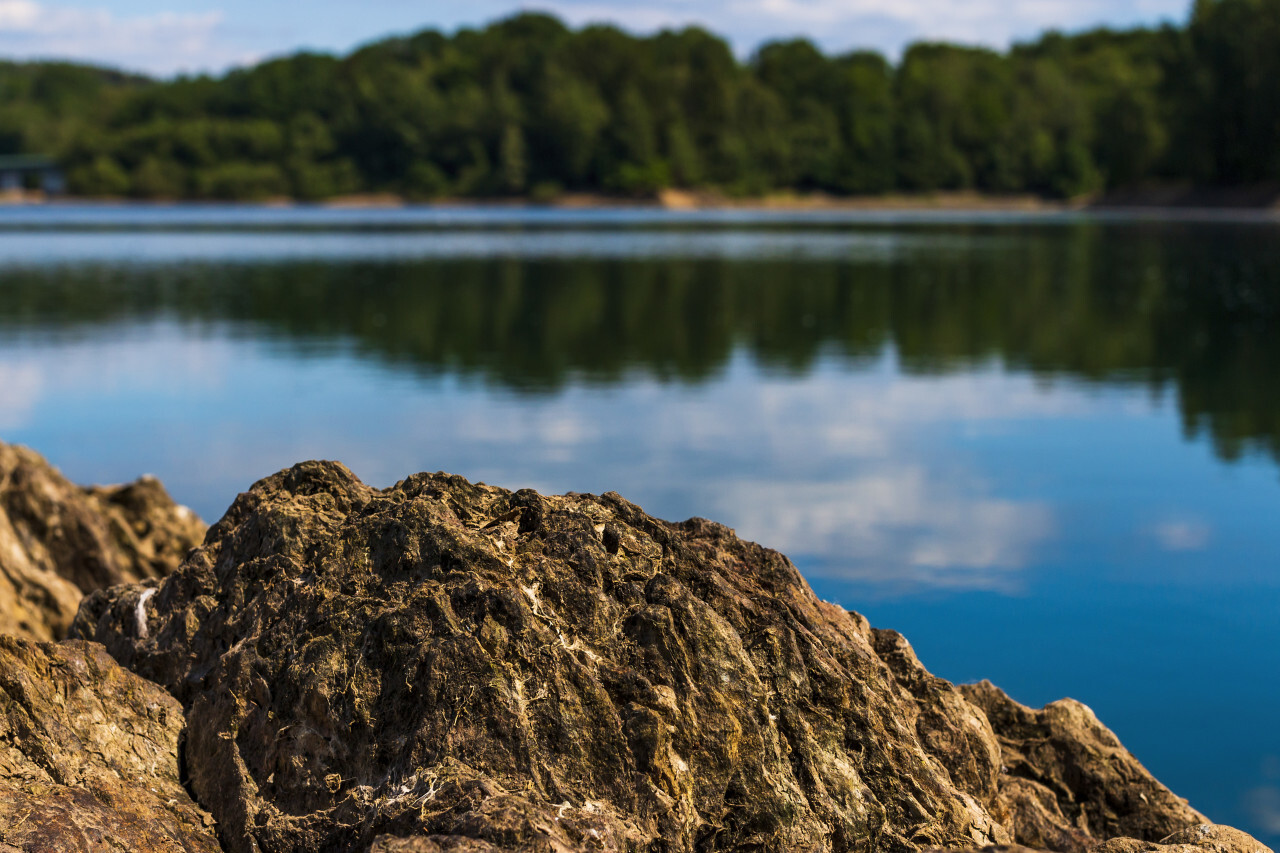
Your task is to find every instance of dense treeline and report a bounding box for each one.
[3,0,1279,200]
[0,62,147,161]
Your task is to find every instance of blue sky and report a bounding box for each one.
[0,0,1192,76]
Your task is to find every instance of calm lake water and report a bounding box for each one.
[2,204,1278,843]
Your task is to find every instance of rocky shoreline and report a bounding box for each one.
[0,442,1270,852]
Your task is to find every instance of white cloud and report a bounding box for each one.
[0,0,1196,76]
[0,1,254,75]
[535,0,1190,57]
[539,2,703,33]
[0,0,41,28]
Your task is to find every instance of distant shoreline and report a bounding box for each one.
[3,186,1278,212]
[0,187,1066,211]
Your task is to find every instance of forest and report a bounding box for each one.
[1,0,1278,201]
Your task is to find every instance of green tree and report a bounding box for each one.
[1186,0,1280,182]
[131,156,186,198]
[67,155,131,196]
[17,5,1280,201]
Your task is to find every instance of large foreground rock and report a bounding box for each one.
[0,635,221,852]
[70,462,1258,852]
[0,441,206,641]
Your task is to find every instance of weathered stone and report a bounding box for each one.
[370,836,509,852]
[0,635,221,852]
[1094,823,1274,852]
[938,823,1273,853]
[70,461,1251,852]
[925,846,1047,853]
[988,776,1095,852]
[960,680,1206,849]
[0,441,205,641]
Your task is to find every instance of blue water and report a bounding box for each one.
[1,205,1277,843]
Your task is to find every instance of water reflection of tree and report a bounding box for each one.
[0,223,1276,464]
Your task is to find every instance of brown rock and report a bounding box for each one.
[936,823,1274,853]
[990,776,1095,852]
[960,680,1206,849]
[1094,823,1274,852]
[370,836,509,852]
[0,635,221,852]
[69,461,1250,852]
[0,441,205,641]
[925,847,1048,853]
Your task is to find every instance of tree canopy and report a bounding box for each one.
[3,0,1278,200]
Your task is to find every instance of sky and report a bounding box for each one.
[0,0,1194,77]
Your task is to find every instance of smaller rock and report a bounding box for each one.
[370,837,507,852]
[1094,823,1275,852]
[925,846,1048,853]
[0,635,221,852]
[961,680,1206,848]
[82,474,208,582]
[0,441,205,641]
[940,824,1274,853]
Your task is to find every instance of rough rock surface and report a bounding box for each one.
[69,462,1254,852]
[0,441,206,641]
[929,847,1058,853]
[0,635,222,852]
[959,681,1204,851]
[945,824,1274,853]
[1094,823,1274,851]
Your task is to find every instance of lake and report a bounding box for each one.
[1,204,1278,844]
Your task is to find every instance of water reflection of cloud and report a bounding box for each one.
[4,328,1104,596]
[751,368,1095,451]
[443,364,1076,593]
[1246,787,1280,835]
[0,363,41,430]
[1148,517,1212,552]
[705,468,1054,593]
[713,370,1075,591]
[0,326,235,395]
